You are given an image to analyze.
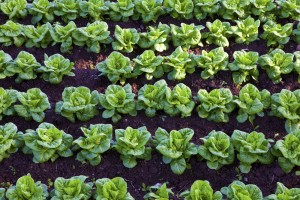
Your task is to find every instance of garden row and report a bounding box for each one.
[1,121,300,175]
[1,19,299,54]
[1,174,299,199]
[2,47,300,85]
[0,0,299,23]
[1,82,299,130]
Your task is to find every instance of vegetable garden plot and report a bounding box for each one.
[0,0,300,199]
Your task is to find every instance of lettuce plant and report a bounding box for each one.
[14,88,50,122]
[258,49,294,84]
[203,19,232,47]
[0,188,5,199]
[53,0,80,22]
[153,128,198,174]
[37,54,75,84]
[97,52,133,85]
[0,123,23,162]
[234,84,271,124]
[108,0,135,22]
[265,182,300,200]
[5,174,48,200]
[5,51,41,83]
[164,83,195,117]
[134,0,164,23]
[170,23,204,50]
[0,0,27,20]
[0,51,14,79]
[250,0,276,22]
[198,130,235,170]
[73,124,113,166]
[221,181,263,200]
[163,47,196,81]
[55,86,99,122]
[293,22,300,44]
[196,88,235,123]
[50,176,93,200]
[112,25,140,53]
[0,21,25,47]
[23,122,73,163]
[261,20,293,47]
[193,47,229,79]
[0,88,18,120]
[232,130,274,173]
[50,21,77,53]
[94,177,134,200]
[28,0,55,24]
[99,84,137,123]
[133,50,164,80]
[23,23,53,48]
[219,0,250,20]
[276,0,300,20]
[193,0,220,20]
[78,0,109,20]
[180,180,222,200]
[294,51,300,83]
[144,183,174,199]
[138,23,170,52]
[113,126,152,168]
[228,50,259,84]
[270,89,300,133]
[231,16,260,44]
[137,80,167,117]
[163,0,194,19]
[272,131,300,173]
[72,21,112,53]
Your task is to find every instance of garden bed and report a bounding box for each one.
[1,14,300,198]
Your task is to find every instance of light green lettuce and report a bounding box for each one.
[193,47,229,79]
[73,124,113,166]
[164,83,195,117]
[14,88,50,122]
[198,130,235,170]
[94,177,134,200]
[221,181,263,200]
[6,174,48,200]
[170,23,204,50]
[37,54,75,84]
[138,23,170,52]
[0,88,18,120]
[112,25,140,53]
[23,123,73,163]
[99,84,137,123]
[233,83,271,124]
[55,86,99,122]
[163,0,194,19]
[113,126,152,168]
[133,50,164,80]
[0,122,23,162]
[163,47,195,81]
[228,50,259,84]
[96,51,133,85]
[180,180,222,200]
[137,80,167,117]
[232,130,274,173]
[50,176,92,200]
[258,49,294,84]
[196,88,235,123]
[153,128,198,174]
[272,131,300,173]
[261,20,293,47]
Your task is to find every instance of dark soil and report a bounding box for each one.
[0,15,300,199]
